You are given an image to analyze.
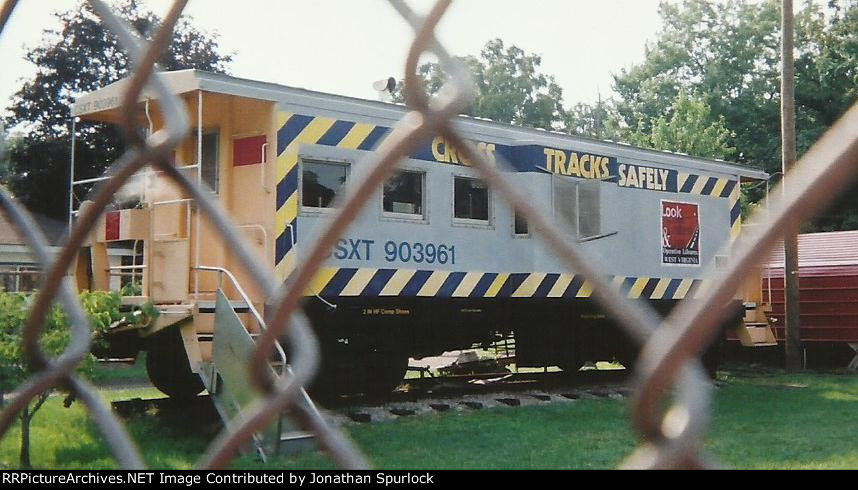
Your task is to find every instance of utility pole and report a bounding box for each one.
[781,0,803,371]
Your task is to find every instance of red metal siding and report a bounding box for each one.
[762,230,858,343]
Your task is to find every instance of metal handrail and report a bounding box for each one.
[193,265,288,369]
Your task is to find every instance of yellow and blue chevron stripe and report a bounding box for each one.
[677,172,737,198]
[677,171,743,243]
[274,112,391,279]
[306,267,707,301]
[728,179,742,243]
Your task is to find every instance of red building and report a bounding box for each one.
[762,230,858,367]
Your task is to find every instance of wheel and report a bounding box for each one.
[145,328,204,399]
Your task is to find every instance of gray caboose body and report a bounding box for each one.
[72,70,767,397]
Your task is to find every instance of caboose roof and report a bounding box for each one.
[72,69,769,181]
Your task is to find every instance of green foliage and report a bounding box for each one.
[0,290,133,392]
[0,128,12,186]
[607,0,858,229]
[119,281,142,297]
[393,39,568,130]
[628,90,736,160]
[3,0,233,218]
[563,97,626,141]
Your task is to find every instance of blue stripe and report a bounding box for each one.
[321,268,357,296]
[400,270,433,296]
[277,114,314,154]
[663,279,682,300]
[362,269,397,296]
[356,126,390,151]
[275,219,297,263]
[470,273,497,298]
[730,199,741,223]
[701,177,717,196]
[619,277,636,296]
[277,165,300,209]
[316,120,355,147]
[563,275,585,298]
[680,175,698,193]
[497,273,529,297]
[437,272,466,297]
[721,180,738,198]
[641,278,659,299]
[687,279,702,298]
[534,273,560,298]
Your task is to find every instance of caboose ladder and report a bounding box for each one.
[196,268,319,461]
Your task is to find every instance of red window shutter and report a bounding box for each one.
[233,135,267,166]
[105,211,120,241]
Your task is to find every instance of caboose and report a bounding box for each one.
[70,70,769,402]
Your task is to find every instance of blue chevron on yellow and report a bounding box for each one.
[304,267,705,301]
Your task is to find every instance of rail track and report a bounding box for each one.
[111,368,632,428]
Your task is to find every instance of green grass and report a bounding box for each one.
[2,369,858,469]
[87,353,149,386]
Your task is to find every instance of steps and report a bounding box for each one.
[737,302,778,347]
[200,287,319,461]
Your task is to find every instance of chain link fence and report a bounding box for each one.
[1,0,858,470]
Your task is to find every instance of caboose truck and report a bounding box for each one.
[69,70,769,450]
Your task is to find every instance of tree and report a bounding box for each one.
[0,128,13,185]
[394,39,568,130]
[0,291,126,468]
[628,90,736,160]
[563,95,626,141]
[3,0,233,219]
[610,0,858,230]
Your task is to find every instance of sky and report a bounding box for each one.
[0,0,668,116]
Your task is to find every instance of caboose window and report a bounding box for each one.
[454,177,489,223]
[514,211,529,235]
[302,160,348,209]
[383,170,424,218]
[577,180,601,238]
[553,176,578,234]
[552,177,601,239]
[196,131,220,193]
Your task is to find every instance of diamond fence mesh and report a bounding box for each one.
[1,0,858,470]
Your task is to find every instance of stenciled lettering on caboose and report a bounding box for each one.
[430,136,497,166]
[542,148,611,180]
[618,163,676,192]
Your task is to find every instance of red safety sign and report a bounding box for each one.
[661,200,700,265]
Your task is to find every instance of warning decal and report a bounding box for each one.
[661,200,700,265]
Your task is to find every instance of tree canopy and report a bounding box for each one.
[394,38,567,130]
[607,0,858,229]
[629,90,736,160]
[3,0,233,219]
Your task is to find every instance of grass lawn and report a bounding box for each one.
[87,354,149,386]
[1,368,857,469]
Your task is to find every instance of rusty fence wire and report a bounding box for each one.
[1,0,858,470]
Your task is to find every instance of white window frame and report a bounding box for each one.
[197,129,220,194]
[299,157,351,214]
[512,208,530,238]
[452,174,492,228]
[381,168,428,223]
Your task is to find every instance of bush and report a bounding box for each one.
[0,289,146,468]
